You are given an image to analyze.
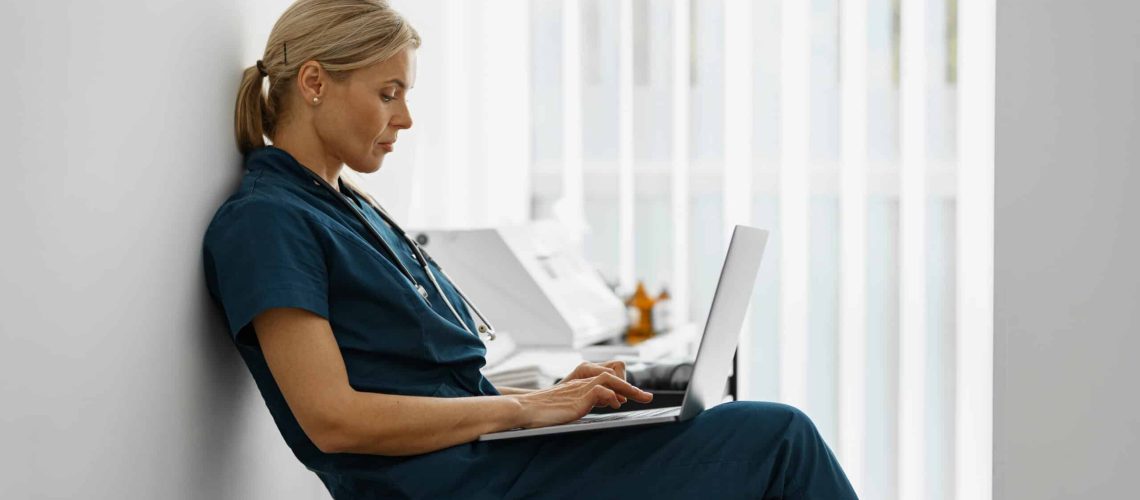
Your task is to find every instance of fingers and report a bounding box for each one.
[561,361,648,411]
[589,371,653,403]
[590,385,622,409]
[601,360,626,381]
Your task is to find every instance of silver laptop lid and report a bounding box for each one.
[678,225,769,421]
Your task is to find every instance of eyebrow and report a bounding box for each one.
[385,78,409,90]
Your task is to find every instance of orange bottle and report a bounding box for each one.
[626,281,656,344]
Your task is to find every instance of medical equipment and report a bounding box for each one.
[301,170,497,342]
[411,221,630,349]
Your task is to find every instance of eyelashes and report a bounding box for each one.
[380,95,412,107]
[381,94,411,105]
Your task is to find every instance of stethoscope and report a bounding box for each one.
[298,166,497,342]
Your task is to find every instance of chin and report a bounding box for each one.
[349,156,384,174]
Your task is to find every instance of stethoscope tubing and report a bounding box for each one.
[299,167,497,341]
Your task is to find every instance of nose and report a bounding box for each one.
[392,100,413,130]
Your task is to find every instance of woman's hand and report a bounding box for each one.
[560,360,631,403]
[510,371,653,429]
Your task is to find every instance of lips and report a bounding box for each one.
[378,142,395,152]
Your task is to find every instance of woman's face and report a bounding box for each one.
[315,48,416,174]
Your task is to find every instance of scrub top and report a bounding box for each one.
[202,146,500,480]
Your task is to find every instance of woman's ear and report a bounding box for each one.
[296,61,325,104]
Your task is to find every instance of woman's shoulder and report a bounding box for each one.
[203,173,323,249]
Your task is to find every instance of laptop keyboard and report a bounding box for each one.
[574,406,680,424]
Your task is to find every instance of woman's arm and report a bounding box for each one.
[253,307,526,456]
[253,307,650,456]
[492,385,534,395]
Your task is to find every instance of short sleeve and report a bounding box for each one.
[203,199,329,338]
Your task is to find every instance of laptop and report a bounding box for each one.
[478,225,769,441]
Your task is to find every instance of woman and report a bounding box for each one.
[203,0,857,498]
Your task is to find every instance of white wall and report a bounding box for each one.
[995,1,1140,498]
[0,1,326,498]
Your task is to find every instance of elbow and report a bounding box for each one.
[310,423,353,454]
[300,406,357,454]
[315,440,352,455]
[310,421,407,456]
[310,423,348,453]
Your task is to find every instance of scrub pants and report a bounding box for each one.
[318,401,858,499]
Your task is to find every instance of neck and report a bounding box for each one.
[271,123,343,192]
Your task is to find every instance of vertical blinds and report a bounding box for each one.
[380,1,993,498]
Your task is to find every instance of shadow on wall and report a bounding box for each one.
[190,285,255,498]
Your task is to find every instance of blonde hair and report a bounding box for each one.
[234,0,421,156]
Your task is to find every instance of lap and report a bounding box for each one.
[494,401,816,499]
[325,401,824,499]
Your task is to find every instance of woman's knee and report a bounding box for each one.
[709,401,821,438]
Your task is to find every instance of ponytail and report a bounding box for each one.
[234,65,268,155]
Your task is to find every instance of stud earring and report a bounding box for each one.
[312,97,320,104]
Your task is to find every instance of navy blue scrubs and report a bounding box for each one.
[203,146,856,499]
